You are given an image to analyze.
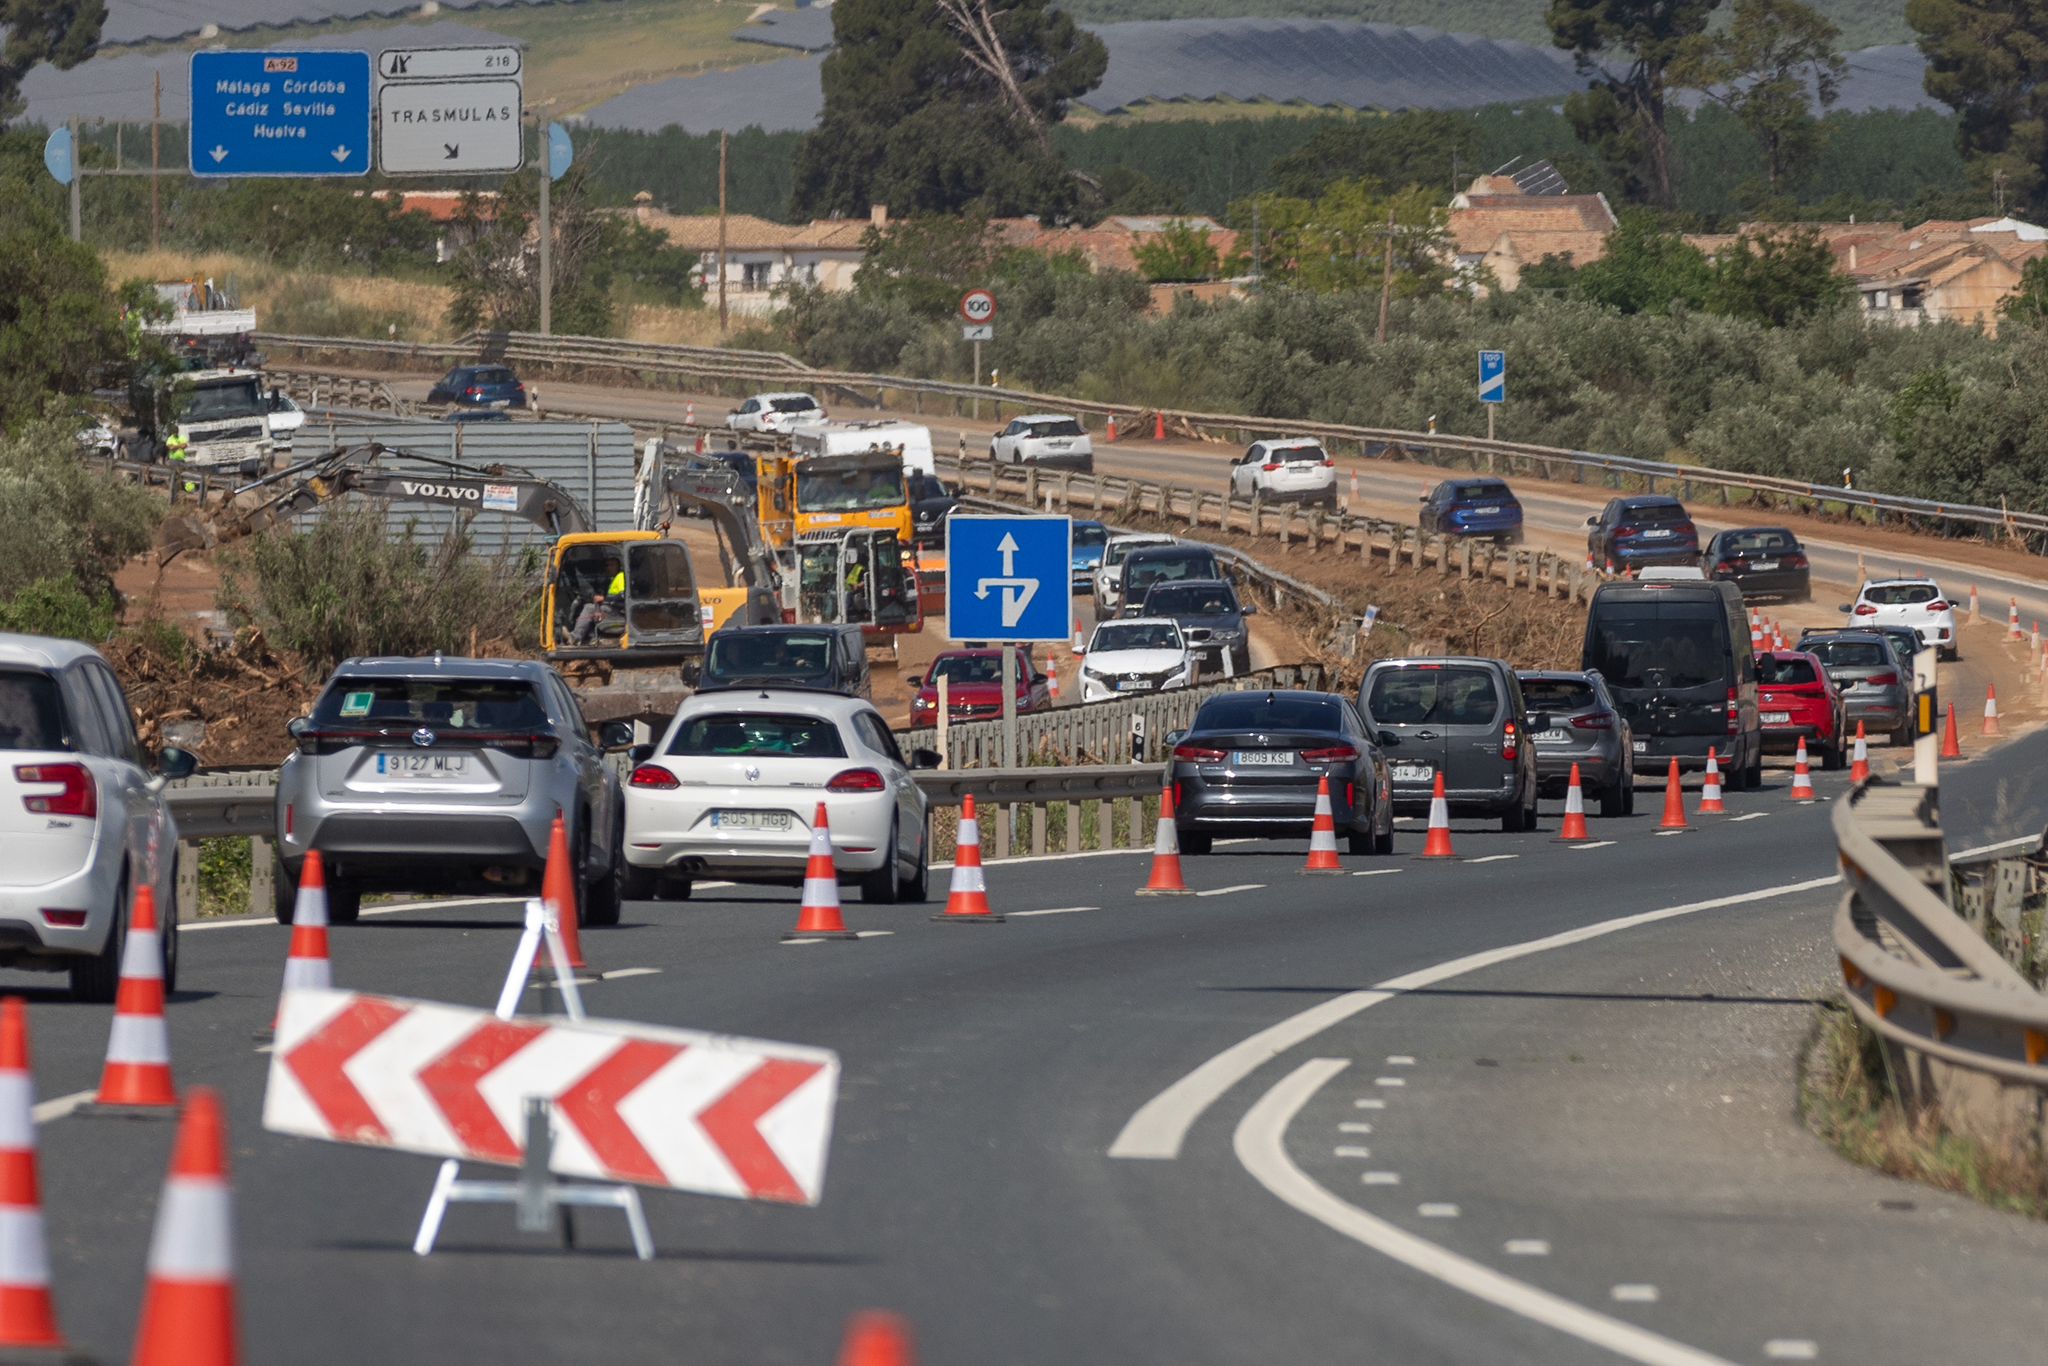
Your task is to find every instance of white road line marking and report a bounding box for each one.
[1375,1077,1407,1087]
[1339,1122,1374,1134]
[1108,874,1840,1160]
[1334,1145,1372,1158]
[1727,813,1769,823]
[1504,1240,1551,1257]
[1418,1203,1460,1219]
[186,893,517,930]
[1196,883,1264,897]
[1763,1341,1818,1360]
[1360,1171,1401,1185]
[1353,868,1403,877]
[1237,1060,1737,1366]
[1611,1285,1660,1304]
[32,1090,94,1124]
[854,930,895,938]
[602,967,662,980]
[1465,854,1519,864]
[1956,834,2039,860]
[1387,1055,1415,1066]
[1008,906,1097,917]
[781,938,825,946]
[254,1043,275,1055]
[1352,1099,1386,1110]
[1569,840,1616,850]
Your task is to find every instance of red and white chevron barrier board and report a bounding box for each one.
[263,989,839,1205]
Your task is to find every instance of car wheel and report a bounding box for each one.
[898,825,930,903]
[1822,740,1845,771]
[582,810,624,928]
[326,879,362,926]
[1347,829,1374,856]
[621,861,659,903]
[661,875,694,901]
[1373,818,1395,855]
[1745,747,1765,791]
[161,855,179,996]
[1940,647,1958,663]
[71,874,126,1004]
[1179,832,1213,856]
[1890,722,1912,748]
[1501,802,1524,834]
[273,855,299,925]
[860,819,904,904]
[1599,778,1626,818]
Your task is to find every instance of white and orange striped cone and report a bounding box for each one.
[934,794,1002,922]
[2010,598,2023,640]
[95,884,175,1109]
[786,804,858,939]
[0,999,62,1349]
[684,401,695,427]
[1136,783,1191,895]
[839,1311,916,1366]
[1072,629,1085,656]
[1850,722,1870,785]
[132,1087,237,1366]
[1748,612,1763,651]
[2033,621,2041,656]
[1301,776,1344,874]
[1554,764,1592,842]
[271,849,332,1033]
[1048,666,1061,703]
[1968,584,1981,624]
[1417,772,1457,859]
[1105,414,1118,444]
[1789,738,1816,802]
[1982,684,2002,737]
[1697,748,1726,815]
[534,814,587,972]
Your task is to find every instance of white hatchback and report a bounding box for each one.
[1846,579,1959,660]
[0,636,195,1000]
[1094,533,1178,612]
[623,690,935,903]
[1229,438,1337,506]
[990,414,1094,470]
[727,393,826,434]
[1080,619,1196,702]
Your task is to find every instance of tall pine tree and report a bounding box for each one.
[1908,0,2048,212]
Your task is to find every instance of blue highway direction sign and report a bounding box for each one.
[946,515,1072,643]
[190,50,372,178]
[1478,348,1506,404]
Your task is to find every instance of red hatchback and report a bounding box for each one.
[909,648,1052,724]
[1756,650,1845,768]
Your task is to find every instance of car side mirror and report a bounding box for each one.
[1164,729,1187,749]
[906,673,923,688]
[910,748,941,770]
[285,716,311,740]
[1377,731,1400,747]
[1418,494,1429,503]
[1242,602,1257,616]
[1836,604,1852,614]
[157,747,198,780]
[597,720,637,751]
[1585,516,1598,526]
[627,743,655,766]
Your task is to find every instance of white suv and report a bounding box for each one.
[0,636,195,1000]
[1094,533,1178,613]
[727,393,825,434]
[1080,619,1196,702]
[1845,579,1959,661]
[1229,439,1337,507]
[990,414,1094,471]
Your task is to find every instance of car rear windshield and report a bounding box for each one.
[1626,501,1688,524]
[1025,419,1085,438]
[1366,667,1502,725]
[1144,583,1239,615]
[1724,530,1797,553]
[314,678,549,731]
[1073,523,1108,549]
[474,368,517,386]
[1758,656,1818,685]
[1454,483,1514,504]
[1094,624,1181,653]
[1274,445,1328,464]
[706,632,834,678]
[1807,640,1887,669]
[1585,603,1730,689]
[770,396,819,413]
[0,671,67,751]
[1863,583,1939,605]
[1520,678,1596,712]
[1128,552,1217,588]
[928,655,1019,685]
[669,713,847,758]
[1195,694,1341,731]
[1105,539,1170,566]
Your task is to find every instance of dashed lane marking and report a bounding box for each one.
[32,1091,94,1124]
[1196,884,1265,897]
[1008,906,1098,917]
[1569,841,1616,850]
[1611,1285,1660,1304]
[602,967,662,980]
[1334,1145,1372,1158]
[1375,1076,1407,1087]
[1353,1098,1386,1110]
[1360,1171,1402,1186]
[1339,1122,1374,1134]
[1418,1204,1459,1219]
[1727,813,1768,823]
[1353,868,1403,877]
[1504,1240,1551,1257]
[854,931,895,938]
[1387,1055,1415,1066]
[1465,854,1518,864]
[1763,1341,1818,1360]
[1237,1060,1738,1366]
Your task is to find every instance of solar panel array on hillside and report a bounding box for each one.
[94,0,566,48]
[732,6,836,54]
[579,54,825,135]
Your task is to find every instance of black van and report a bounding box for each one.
[697,624,872,701]
[1580,580,1762,787]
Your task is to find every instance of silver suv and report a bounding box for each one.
[274,657,632,926]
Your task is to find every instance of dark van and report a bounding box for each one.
[697,624,872,701]
[1580,580,1762,787]
[1357,656,1543,832]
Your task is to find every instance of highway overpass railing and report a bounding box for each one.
[256,328,2048,551]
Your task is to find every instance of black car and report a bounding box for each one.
[1703,527,1811,601]
[1586,496,1700,569]
[908,472,957,551]
[1141,578,1254,677]
[1581,579,1764,785]
[427,364,528,409]
[697,625,871,701]
[1167,690,1393,857]
[1118,544,1223,618]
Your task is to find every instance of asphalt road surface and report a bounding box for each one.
[14,729,2048,1364]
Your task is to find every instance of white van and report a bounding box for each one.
[786,420,935,479]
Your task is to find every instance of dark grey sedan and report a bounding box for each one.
[1517,670,1635,816]
[1142,578,1254,677]
[1167,690,1393,857]
[1800,633,1910,745]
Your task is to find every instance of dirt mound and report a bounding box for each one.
[105,628,315,769]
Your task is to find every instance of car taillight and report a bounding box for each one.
[1174,744,1226,762]
[1785,553,1810,568]
[465,386,480,397]
[15,763,95,818]
[1345,781,1355,807]
[1262,462,1281,472]
[1715,560,1738,573]
[827,768,887,792]
[1869,673,1899,687]
[1570,714,1613,730]
[1614,525,1637,539]
[1926,601,1948,612]
[1677,521,1696,538]
[1300,745,1357,762]
[1727,688,1740,735]
[1501,722,1519,762]
[1321,458,1335,468]
[629,765,678,789]
[1852,604,1877,615]
[284,803,293,837]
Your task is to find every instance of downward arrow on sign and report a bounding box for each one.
[331,145,352,163]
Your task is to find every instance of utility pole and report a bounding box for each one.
[1375,206,1396,344]
[538,121,552,335]
[717,131,730,334]
[1250,199,1260,288]
[151,72,161,252]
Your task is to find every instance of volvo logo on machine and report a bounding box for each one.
[399,480,480,502]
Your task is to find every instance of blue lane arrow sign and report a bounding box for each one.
[947,515,1072,643]
[189,50,372,178]
[42,125,74,186]
[1478,349,1506,405]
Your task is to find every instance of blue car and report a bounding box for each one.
[427,364,528,409]
[1586,495,1701,568]
[1071,520,1108,593]
[1419,479,1524,542]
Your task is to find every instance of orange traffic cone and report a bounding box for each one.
[96,884,176,1109]
[1072,628,1085,656]
[1301,776,1344,873]
[1941,702,1963,759]
[132,1088,237,1366]
[1748,612,1763,650]
[2010,598,2023,639]
[1136,783,1190,895]
[1850,723,1870,784]
[1657,758,1690,832]
[1554,764,1592,842]
[1417,772,1457,859]
[0,999,62,1349]
[1697,748,1726,815]
[1968,584,1981,624]
[1982,684,2002,737]
[839,1311,916,1366]
[1105,415,1118,444]
[1790,738,1816,802]
[273,849,332,1030]
[1153,411,1166,441]
[787,803,859,938]
[934,794,1001,922]
[536,814,586,971]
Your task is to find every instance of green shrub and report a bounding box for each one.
[196,838,252,919]
[0,577,119,643]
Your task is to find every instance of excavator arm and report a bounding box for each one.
[637,444,783,626]
[209,444,594,542]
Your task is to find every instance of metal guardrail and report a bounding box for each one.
[255,329,2048,548]
[1831,782,2048,1124]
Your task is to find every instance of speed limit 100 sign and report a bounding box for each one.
[959,289,997,324]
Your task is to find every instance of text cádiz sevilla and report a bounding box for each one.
[213,78,350,130]
[388,102,518,125]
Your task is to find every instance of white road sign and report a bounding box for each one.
[378,78,523,175]
[962,323,993,342]
[960,289,997,324]
[378,46,521,81]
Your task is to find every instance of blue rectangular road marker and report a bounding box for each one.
[190,50,373,178]
[946,515,1073,643]
[1478,349,1507,404]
